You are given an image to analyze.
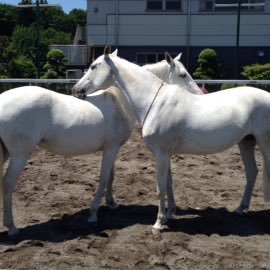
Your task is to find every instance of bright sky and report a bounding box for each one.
[0,0,86,13]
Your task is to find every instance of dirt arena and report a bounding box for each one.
[0,125,270,269]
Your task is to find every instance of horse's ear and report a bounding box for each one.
[165,52,175,67]
[111,49,118,56]
[104,45,111,57]
[174,53,182,61]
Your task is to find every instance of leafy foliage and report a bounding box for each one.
[0,4,17,36]
[0,2,86,78]
[193,49,221,80]
[220,83,246,90]
[9,55,37,78]
[242,63,270,91]
[193,48,222,92]
[42,49,67,79]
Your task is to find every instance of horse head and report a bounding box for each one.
[165,52,204,95]
[72,45,117,99]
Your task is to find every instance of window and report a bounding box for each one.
[147,0,182,11]
[200,0,265,11]
[136,53,165,65]
[147,0,162,10]
[166,0,181,10]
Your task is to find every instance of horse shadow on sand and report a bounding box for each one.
[0,205,270,244]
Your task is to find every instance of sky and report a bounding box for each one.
[0,0,86,13]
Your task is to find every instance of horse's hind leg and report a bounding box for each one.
[256,137,270,202]
[88,146,119,225]
[235,136,258,214]
[3,156,28,236]
[105,166,119,210]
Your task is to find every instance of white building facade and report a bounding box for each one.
[86,0,270,78]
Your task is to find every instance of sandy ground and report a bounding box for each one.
[0,125,270,270]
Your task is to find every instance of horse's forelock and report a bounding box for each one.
[144,61,169,82]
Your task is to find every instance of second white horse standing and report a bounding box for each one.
[73,46,270,230]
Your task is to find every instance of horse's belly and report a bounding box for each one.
[176,129,245,155]
[39,128,106,156]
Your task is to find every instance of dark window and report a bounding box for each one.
[201,0,264,11]
[147,0,163,10]
[166,0,181,10]
[137,54,147,65]
[147,54,156,63]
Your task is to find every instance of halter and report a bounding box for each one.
[141,82,164,128]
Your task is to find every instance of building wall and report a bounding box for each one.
[86,0,270,78]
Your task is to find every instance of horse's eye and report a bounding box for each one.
[180,72,187,78]
[90,64,96,70]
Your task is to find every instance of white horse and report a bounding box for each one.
[73,51,204,223]
[0,78,137,236]
[0,50,202,236]
[144,53,204,95]
[73,45,270,230]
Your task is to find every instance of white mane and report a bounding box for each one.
[144,61,170,82]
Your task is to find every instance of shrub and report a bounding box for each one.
[42,49,67,79]
[193,48,222,92]
[220,83,246,90]
[242,63,270,91]
[9,55,37,78]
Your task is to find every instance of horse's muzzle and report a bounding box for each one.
[72,87,87,100]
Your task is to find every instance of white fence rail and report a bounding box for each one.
[0,79,270,92]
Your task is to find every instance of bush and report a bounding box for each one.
[42,49,67,79]
[193,48,222,92]
[9,56,37,78]
[220,83,246,90]
[242,63,270,91]
[193,49,221,79]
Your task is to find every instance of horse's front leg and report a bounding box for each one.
[3,156,28,236]
[153,151,170,230]
[88,146,119,225]
[235,137,258,214]
[166,163,177,219]
[105,166,119,210]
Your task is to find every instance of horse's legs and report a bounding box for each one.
[88,147,119,224]
[256,137,270,202]
[153,151,170,230]
[105,166,119,209]
[235,137,258,214]
[3,156,28,236]
[166,163,177,219]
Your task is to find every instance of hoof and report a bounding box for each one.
[234,205,248,215]
[8,227,19,237]
[108,202,119,210]
[151,224,169,234]
[87,216,98,226]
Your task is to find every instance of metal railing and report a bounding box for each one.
[0,79,270,93]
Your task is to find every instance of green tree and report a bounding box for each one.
[193,49,221,80]
[9,55,37,78]
[18,0,33,4]
[0,36,15,77]
[242,63,270,91]
[42,49,67,79]
[69,9,87,27]
[9,25,72,73]
[9,25,37,62]
[0,4,17,36]
[42,27,72,46]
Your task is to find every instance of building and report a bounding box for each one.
[62,0,270,78]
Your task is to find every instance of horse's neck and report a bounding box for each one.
[111,57,163,126]
[143,61,169,83]
[186,74,204,95]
